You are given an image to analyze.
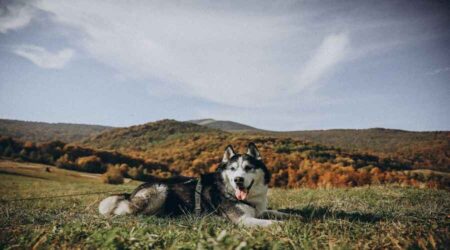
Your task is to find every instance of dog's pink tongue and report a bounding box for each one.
[235,189,248,200]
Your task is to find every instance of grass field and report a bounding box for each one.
[0,162,449,249]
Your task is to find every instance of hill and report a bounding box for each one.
[271,128,450,172]
[188,118,259,132]
[3,118,448,172]
[81,119,224,152]
[274,128,448,154]
[80,120,448,188]
[0,118,112,143]
[189,120,449,172]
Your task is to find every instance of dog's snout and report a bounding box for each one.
[234,177,244,185]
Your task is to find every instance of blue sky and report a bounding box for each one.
[0,0,449,131]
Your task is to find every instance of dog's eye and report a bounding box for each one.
[244,166,253,171]
[230,167,236,171]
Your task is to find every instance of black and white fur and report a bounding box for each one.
[99,143,297,227]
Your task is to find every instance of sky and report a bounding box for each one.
[0,0,449,131]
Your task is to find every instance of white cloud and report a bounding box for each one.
[294,33,349,92]
[13,45,74,69]
[26,1,429,108]
[32,1,347,107]
[1,0,447,130]
[0,1,35,33]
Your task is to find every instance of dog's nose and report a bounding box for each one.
[234,177,244,185]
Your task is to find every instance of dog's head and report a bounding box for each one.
[217,143,271,201]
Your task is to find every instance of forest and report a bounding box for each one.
[271,128,450,172]
[1,119,448,188]
[1,118,448,172]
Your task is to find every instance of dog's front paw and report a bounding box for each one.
[271,220,285,231]
[262,219,284,227]
[239,217,284,227]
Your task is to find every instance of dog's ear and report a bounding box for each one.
[247,142,261,160]
[222,145,236,163]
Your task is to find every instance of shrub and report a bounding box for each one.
[102,165,124,184]
[56,154,74,169]
[76,155,104,173]
[127,166,144,179]
[275,144,292,154]
[118,163,129,175]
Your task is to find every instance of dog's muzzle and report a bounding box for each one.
[234,178,254,201]
[234,177,245,188]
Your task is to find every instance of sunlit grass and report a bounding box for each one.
[0,171,448,249]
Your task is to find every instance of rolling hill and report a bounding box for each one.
[271,129,450,172]
[0,119,448,188]
[81,119,224,152]
[273,128,449,154]
[1,118,448,173]
[189,120,450,172]
[0,118,113,143]
[77,119,448,188]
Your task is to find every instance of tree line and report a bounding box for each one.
[0,136,448,188]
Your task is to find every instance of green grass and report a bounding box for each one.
[0,172,449,249]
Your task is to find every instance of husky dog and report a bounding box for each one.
[99,143,297,227]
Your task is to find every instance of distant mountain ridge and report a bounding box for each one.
[0,118,113,143]
[188,119,259,132]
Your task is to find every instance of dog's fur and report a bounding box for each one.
[99,143,297,227]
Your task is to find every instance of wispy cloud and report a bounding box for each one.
[25,1,443,108]
[0,0,449,130]
[294,33,349,92]
[12,45,74,69]
[0,1,35,33]
[33,1,298,107]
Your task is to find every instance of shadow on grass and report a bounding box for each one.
[278,206,383,223]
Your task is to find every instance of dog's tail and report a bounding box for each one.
[98,193,132,216]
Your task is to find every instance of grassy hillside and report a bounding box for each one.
[0,118,112,143]
[82,119,223,152]
[0,168,448,249]
[276,128,448,153]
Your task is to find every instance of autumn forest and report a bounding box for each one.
[0,119,448,189]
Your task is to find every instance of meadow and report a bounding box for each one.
[0,161,448,249]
